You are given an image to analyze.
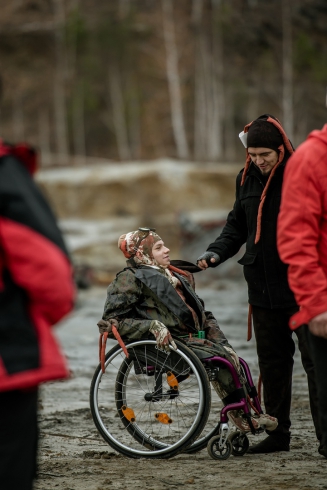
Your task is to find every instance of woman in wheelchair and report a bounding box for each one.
[97,228,277,439]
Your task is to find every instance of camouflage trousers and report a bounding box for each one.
[185,338,239,397]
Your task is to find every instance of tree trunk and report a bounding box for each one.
[38,108,52,166]
[224,86,236,161]
[246,84,259,123]
[108,64,131,161]
[193,1,224,161]
[282,0,293,141]
[53,0,69,163]
[191,0,203,25]
[194,30,207,160]
[12,96,24,142]
[127,78,141,160]
[192,0,205,160]
[119,0,130,18]
[72,85,86,164]
[66,0,86,164]
[208,4,224,160]
[162,0,189,159]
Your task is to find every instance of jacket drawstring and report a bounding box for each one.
[247,304,253,341]
[254,145,285,244]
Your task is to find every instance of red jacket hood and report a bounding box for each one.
[0,140,38,175]
[307,123,327,146]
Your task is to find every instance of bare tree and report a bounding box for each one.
[53,0,69,162]
[282,0,294,141]
[224,86,236,161]
[127,78,141,160]
[162,0,189,159]
[247,87,259,123]
[194,38,206,159]
[108,64,131,161]
[38,108,52,166]
[72,85,86,163]
[191,0,203,25]
[208,2,224,160]
[193,0,206,159]
[66,0,87,163]
[119,0,130,19]
[193,0,224,161]
[12,96,24,142]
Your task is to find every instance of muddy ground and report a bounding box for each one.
[34,281,327,490]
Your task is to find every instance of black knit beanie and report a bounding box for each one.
[247,119,283,151]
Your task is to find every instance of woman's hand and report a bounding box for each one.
[97,318,119,334]
[149,320,177,352]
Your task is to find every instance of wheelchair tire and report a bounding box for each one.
[90,339,211,459]
[229,431,249,456]
[207,436,232,460]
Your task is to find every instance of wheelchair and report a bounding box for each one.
[90,338,265,460]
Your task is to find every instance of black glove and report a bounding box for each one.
[196,251,220,268]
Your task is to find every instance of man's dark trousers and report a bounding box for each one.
[0,389,38,490]
[253,306,321,440]
[305,328,327,450]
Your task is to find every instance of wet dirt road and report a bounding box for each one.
[35,281,327,490]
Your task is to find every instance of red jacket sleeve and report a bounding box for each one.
[0,217,74,326]
[277,135,327,328]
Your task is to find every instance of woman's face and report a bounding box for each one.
[152,240,170,268]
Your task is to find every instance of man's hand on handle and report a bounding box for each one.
[309,311,327,339]
[196,252,220,270]
[149,320,177,352]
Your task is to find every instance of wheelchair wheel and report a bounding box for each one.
[90,339,211,459]
[207,435,232,460]
[228,431,249,456]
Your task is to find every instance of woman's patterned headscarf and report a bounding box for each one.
[118,229,162,266]
[118,228,191,288]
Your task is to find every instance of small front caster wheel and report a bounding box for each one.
[207,436,232,460]
[228,431,249,456]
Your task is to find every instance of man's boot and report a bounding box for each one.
[318,442,327,458]
[248,433,290,454]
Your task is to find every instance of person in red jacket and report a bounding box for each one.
[0,142,75,489]
[278,123,327,459]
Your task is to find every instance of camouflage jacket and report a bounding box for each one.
[102,265,231,349]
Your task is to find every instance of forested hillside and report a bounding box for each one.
[0,0,326,165]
